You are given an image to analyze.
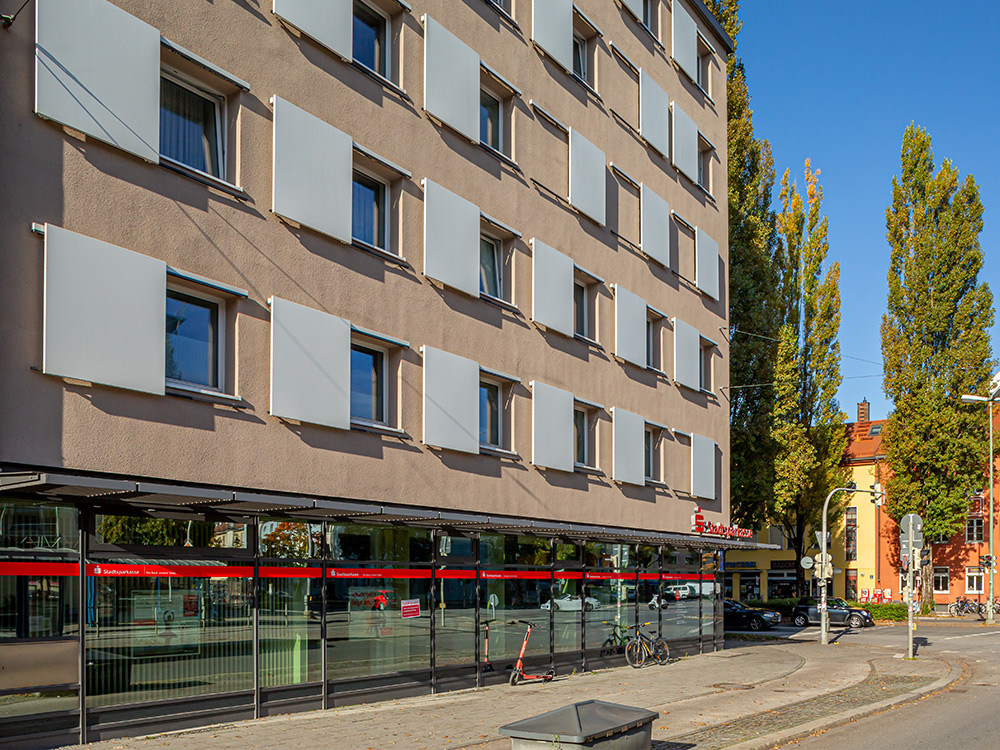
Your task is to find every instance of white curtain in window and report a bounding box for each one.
[35,0,160,162]
[269,297,352,430]
[43,224,166,394]
[423,15,480,142]
[273,0,352,61]
[160,78,219,176]
[531,381,574,471]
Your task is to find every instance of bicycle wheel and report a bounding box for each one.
[651,637,670,664]
[625,638,646,668]
[948,602,959,617]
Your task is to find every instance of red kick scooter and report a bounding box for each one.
[481,618,495,672]
[508,620,555,685]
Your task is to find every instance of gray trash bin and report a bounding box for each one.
[498,700,659,749]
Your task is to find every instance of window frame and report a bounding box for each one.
[844,506,858,562]
[350,341,388,426]
[352,166,390,252]
[572,32,588,81]
[479,378,503,449]
[697,134,714,195]
[479,234,503,301]
[696,33,713,97]
[643,425,659,482]
[159,67,226,181]
[933,566,950,595]
[699,338,713,392]
[479,88,503,152]
[353,0,390,78]
[966,517,984,544]
[573,281,589,338]
[165,283,226,394]
[573,406,594,469]
[966,566,984,594]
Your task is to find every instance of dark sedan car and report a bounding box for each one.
[791,597,874,628]
[723,599,782,631]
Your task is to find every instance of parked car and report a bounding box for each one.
[722,599,782,631]
[541,595,600,612]
[791,597,874,628]
[664,584,692,600]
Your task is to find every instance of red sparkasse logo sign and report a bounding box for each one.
[690,507,754,539]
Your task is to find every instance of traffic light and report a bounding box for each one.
[981,555,994,569]
[919,548,931,567]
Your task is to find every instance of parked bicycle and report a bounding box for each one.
[948,596,982,616]
[623,622,670,668]
[599,620,629,657]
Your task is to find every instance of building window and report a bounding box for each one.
[572,33,587,80]
[571,11,598,88]
[160,74,223,178]
[696,34,712,95]
[479,236,502,299]
[698,135,714,194]
[573,406,594,467]
[352,170,387,250]
[479,89,502,150]
[845,569,858,601]
[350,344,385,423]
[165,289,222,390]
[646,319,656,368]
[845,507,858,562]
[353,0,388,76]
[574,282,589,338]
[967,566,984,594]
[967,518,984,543]
[933,567,950,594]
[479,380,501,448]
[699,339,713,391]
[644,427,659,481]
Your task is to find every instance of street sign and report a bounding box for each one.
[901,554,908,570]
[814,531,831,549]
[800,556,814,570]
[900,513,923,543]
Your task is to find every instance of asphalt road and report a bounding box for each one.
[765,621,1000,748]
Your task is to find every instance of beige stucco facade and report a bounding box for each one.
[0,0,731,536]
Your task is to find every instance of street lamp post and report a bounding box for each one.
[961,375,1000,626]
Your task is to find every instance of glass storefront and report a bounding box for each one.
[1,501,727,746]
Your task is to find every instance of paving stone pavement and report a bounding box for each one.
[63,642,957,750]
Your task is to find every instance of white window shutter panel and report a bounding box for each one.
[531,239,574,336]
[620,0,644,21]
[640,184,670,267]
[531,381,574,472]
[422,347,479,454]
[423,180,480,297]
[272,0,352,61]
[614,286,647,367]
[269,297,351,430]
[673,318,700,390]
[691,433,717,499]
[423,16,480,142]
[272,96,353,245]
[35,0,159,163]
[43,224,165,394]
[696,228,720,300]
[672,0,698,81]
[639,70,670,157]
[568,128,606,226]
[531,0,573,72]
[611,407,645,485]
[671,102,698,182]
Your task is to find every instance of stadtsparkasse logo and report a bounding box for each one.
[691,507,706,533]
[690,507,754,539]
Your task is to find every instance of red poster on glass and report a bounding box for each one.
[400,599,421,619]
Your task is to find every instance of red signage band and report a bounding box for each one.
[259,566,323,578]
[87,564,254,578]
[554,571,583,580]
[0,562,80,577]
[434,569,477,579]
[479,570,551,580]
[327,568,433,579]
[584,572,637,581]
[638,573,659,580]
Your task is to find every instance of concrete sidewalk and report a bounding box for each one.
[64,641,961,750]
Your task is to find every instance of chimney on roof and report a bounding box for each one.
[858,399,870,422]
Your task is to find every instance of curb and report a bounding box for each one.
[722,656,965,750]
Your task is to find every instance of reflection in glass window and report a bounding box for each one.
[479,381,500,447]
[479,237,501,297]
[261,575,322,686]
[0,501,78,552]
[351,345,385,423]
[479,89,501,149]
[259,520,323,559]
[352,170,386,249]
[353,0,387,75]
[0,574,79,639]
[160,76,222,177]
[327,524,432,563]
[166,290,219,389]
[574,282,587,336]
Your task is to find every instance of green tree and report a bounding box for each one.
[703,0,781,529]
[881,124,994,599]
[97,515,214,547]
[770,162,848,594]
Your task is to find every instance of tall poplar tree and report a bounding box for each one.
[770,163,848,594]
[881,124,994,599]
[703,0,781,528]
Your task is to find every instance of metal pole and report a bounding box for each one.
[907,514,914,659]
[988,400,995,625]
[820,489,835,646]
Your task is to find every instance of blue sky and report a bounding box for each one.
[737,2,1000,421]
